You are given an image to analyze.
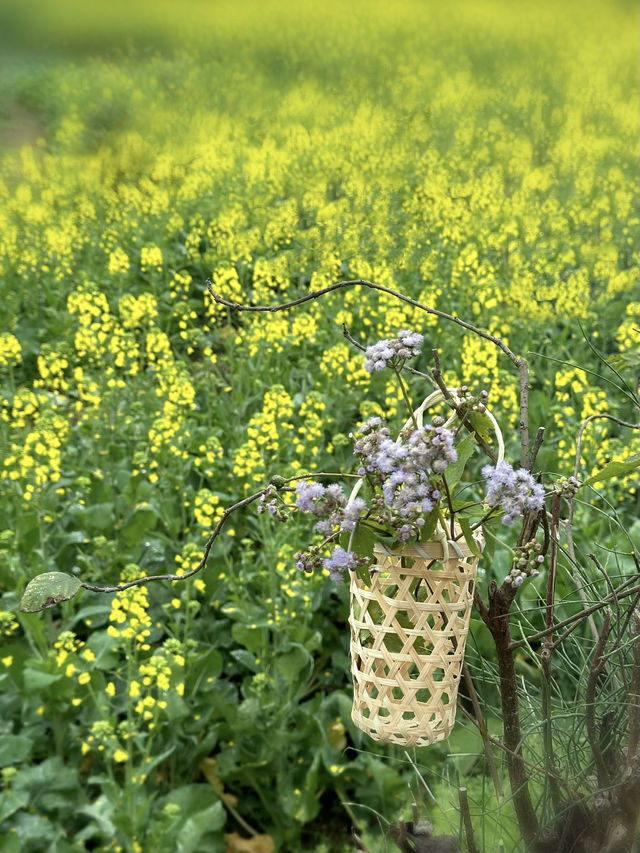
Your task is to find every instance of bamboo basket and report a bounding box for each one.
[348,389,503,746]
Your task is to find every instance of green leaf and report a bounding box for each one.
[468,411,495,443]
[582,454,640,487]
[119,504,160,545]
[23,668,63,691]
[458,517,482,557]
[0,734,32,766]
[272,644,313,689]
[340,522,376,561]
[0,789,29,824]
[19,572,82,613]
[177,802,225,853]
[444,433,477,491]
[418,506,440,542]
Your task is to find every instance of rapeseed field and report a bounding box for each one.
[0,1,637,851]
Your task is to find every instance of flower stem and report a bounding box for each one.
[393,362,418,430]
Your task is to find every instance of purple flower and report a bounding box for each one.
[322,546,360,582]
[295,481,326,514]
[363,329,424,373]
[482,461,545,525]
[339,498,366,532]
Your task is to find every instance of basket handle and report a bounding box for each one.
[402,388,504,464]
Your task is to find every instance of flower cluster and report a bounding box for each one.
[504,539,545,588]
[353,415,456,539]
[363,329,424,372]
[294,481,366,536]
[552,475,580,497]
[482,461,545,524]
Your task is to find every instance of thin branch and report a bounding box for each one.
[573,414,640,479]
[458,787,477,853]
[79,472,338,593]
[528,426,545,470]
[431,348,498,462]
[628,608,640,759]
[585,613,612,789]
[207,278,531,462]
[509,577,640,651]
[462,662,503,801]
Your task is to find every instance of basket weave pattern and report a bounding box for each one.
[349,536,479,746]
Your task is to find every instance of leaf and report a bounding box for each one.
[272,644,313,689]
[444,433,477,491]
[418,506,440,543]
[340,522,376,561]
[177,802,225,853]
[19,572,81,612]
[22,668,63,691]
[0,735,32,766]
[199,757,238,807]
[0,789,29,824]
[119,504,160,545]
[225,831,275,853]
[582,454,640,487]
[468,411,495,443]
[458,517,482,557]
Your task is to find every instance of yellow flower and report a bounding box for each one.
[105,682,116,697]
[78,672,91,685]
[2,656,12,667]
[113,748,129,763]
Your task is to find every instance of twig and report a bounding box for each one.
[540,492,562,810]
[528,426,545,470]
[508,577,640,651]
[628,608,640,759]
[431,348,498,462]
[462,662,503,800]
[585,613,612,789]
[458,787,477,853]
[79,472,337,593]
[207,278,531,466]
[588,553,628,695]
[561,518,600,643]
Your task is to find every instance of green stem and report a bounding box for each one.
[393,363,418,430]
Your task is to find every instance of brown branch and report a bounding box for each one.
[509,577,640,651]
[458,787,477,853]
[79,472,335,593]
[431,349,498,463]
[207,278,531,462]
[482,581,539,843]
[528,426,545,470]
[628,608,640,760]
[585,613,612,789]
[462,662,503,800]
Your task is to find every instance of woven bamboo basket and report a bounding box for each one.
[348,389,504,746]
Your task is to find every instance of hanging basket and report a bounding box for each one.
[349,530,481,746]
[348,388,504,746]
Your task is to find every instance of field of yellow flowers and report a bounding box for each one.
[0,1,638,851]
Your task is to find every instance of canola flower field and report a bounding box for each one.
[0,1,638,851]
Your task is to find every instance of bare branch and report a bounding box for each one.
[207,278,532,461]
[458,787,477,853]
[462,662,503,800]
[585,613,612,789]
[79,472,339,594]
